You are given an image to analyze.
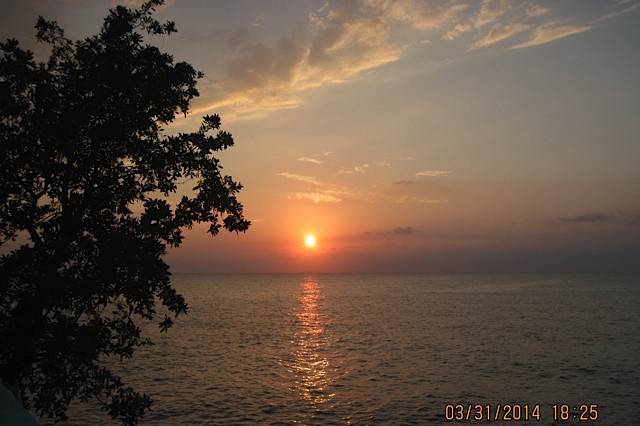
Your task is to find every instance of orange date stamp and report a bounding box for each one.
[444,403,599,422]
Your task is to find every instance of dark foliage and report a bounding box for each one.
[0,1,249,423]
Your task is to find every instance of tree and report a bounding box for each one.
[0,1,249,423]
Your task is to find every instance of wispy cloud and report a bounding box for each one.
[276,172,322,186]
[291,192,342,203]
[288,185,353,203]
[192,1,405,119]
[443,23,472,40]
[339,161,392,175]
[526,4,550,18]
[298,156,323,165]
[187,0,472,120]
[511,23,591,49]
[592,0,640,23]
[416,170,451,177]
[277,172,349,203]
[181,0,636,121]
[354,164,370,174]
[339,163,370,175]
[474,0,511,28]
[277,171,445,205]
[363,0,468,30]
[473,22,530,49]
[462,0,633,50]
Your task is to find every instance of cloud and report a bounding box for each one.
[526,4,550,18]
[393,179,415,185]
[363,0,468,30]
[339,163,370,175]
[298,156,323,165]
[277,172,349,202]
[188,0,473,120]
[276,172,322,186]
[592,1,640,23]
[473,0,511,28]
[291,192,342,203]
[182,0,636,121]
[290,189,445,205]
[289,186,357,203]
[467,1,634,51]
[339,161,391,175]
[361,225,422,240]
[443,23,472,40]
[558,213,610,224]
[511,22,591,49]
[277,171,445,205]
[192,0,405,120]
[393,226,414,235]
[473,22,530,49]
[354,164,370,174]
[416,170,451,177]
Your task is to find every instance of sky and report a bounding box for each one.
[2,0,640,273]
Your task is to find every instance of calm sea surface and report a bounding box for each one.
[45,274,640,425]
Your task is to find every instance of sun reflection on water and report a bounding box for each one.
[291,277,334,406]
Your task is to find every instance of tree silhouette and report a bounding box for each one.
[0,1,249,423]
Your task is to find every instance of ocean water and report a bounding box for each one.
[43,274,640,425]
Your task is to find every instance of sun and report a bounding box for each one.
[304,233,317,248]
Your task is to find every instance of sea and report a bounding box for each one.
[42,274,640,425]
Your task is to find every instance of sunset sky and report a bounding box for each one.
[3,0,640,272]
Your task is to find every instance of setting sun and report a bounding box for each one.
[304,233,317,248]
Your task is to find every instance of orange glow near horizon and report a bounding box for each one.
[304,233,317,248]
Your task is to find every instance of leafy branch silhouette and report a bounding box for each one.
[0,0,249,423]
